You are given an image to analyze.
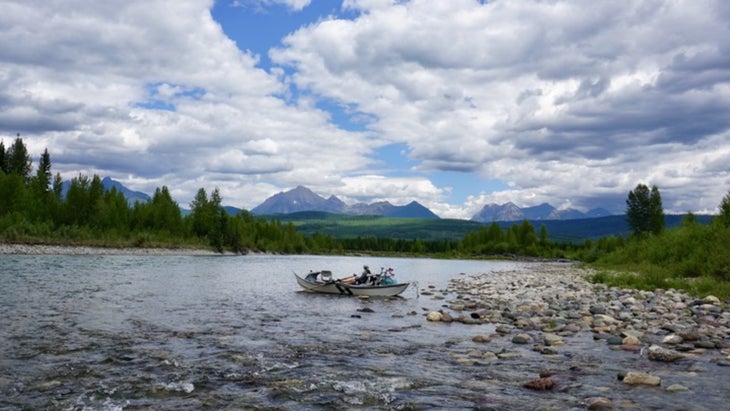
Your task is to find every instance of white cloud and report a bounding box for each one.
[2,0,729,220]
[0,0,373,211]
[272,0,730,216]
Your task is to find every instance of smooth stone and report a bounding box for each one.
[587,397,614,410]
[622,335,641,345]
[666,384,689,392]
[543,333,564,346]
[622,371,661,386]
[426,311,443,321]
[523,377,555,390]
[512,333,533,344]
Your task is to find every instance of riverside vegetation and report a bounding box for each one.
[1,136,730,299]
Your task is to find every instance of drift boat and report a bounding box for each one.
[294,270,410,297]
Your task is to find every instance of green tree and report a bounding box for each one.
[718,191,730,227]
[626,184,665,236]
[150,186,182,234]
[6,135,32,180]
[52,173,64,200]
[34,149,52,193]
[539,224,548,246]
[28,148,54,222]
[0,140,7,174]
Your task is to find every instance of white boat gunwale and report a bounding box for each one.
[294,271,410,297]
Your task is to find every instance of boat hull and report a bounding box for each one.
[294,273,410,297]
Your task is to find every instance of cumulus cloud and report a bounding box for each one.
[2,0,729,219]
[0,0,374,210]
[272,0,730,216]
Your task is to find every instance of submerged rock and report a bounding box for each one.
[647,345,684,362]
[621,371,661,386]
[523,377,555,390]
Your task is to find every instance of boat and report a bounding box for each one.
[294,269,410,297]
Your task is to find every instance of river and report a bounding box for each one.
[0,253,727,410]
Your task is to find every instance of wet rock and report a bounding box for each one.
[543,333,564,346]
[472,334,491,343]
[666,383,689,392]
[589,304,607,315]
[522,377,555,390]
[605,336,623,346]
[587,397,614,410]
[619,344,642,352]
[426,311,443,322]
[662,334,683,344]
[621,335,641,345]
[512,333,532,344]
[647,345,684,362]
[621,371,661,386]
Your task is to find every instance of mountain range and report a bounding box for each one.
[82,178,617,222]
[471,202,612,222]
[250,185,439,219]
[61,176,151,206]
[250,185,615,221]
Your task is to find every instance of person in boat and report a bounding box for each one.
[356,265,371,285]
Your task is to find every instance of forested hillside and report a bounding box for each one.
[4,136,730,300]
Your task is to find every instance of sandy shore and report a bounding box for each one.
[0,243,222,256]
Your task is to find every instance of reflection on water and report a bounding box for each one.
[0,254,727,410]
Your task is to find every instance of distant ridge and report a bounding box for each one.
[472,202,612,222]
[251,185,439,219]
[100,177,151,205]
[61,176,151,206]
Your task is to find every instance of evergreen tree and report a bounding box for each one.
[0,140,7,174]
[6,135,32,180]
[151,186,182,233]
[52,173,64,200]
[539,224,548,246]
[718,190,730,227]
[626,183,665,236]
[35,148,52,193]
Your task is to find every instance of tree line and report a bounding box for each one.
[3,135,730,298]
[0,136,308,252]
[0,136,567,255]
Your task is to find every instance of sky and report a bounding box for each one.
[1,0,729,219]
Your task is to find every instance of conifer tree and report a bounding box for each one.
[0,140,7,174]
[7,135,32,180]
[626,183,665,236]
[718,190,730,227]
[35,148,52,193]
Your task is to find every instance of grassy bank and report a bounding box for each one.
[586,219,730,299]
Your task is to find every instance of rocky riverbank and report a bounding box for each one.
[421,262,730,409]
[0,243,221,256]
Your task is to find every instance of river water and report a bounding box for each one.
[0,254,727,410]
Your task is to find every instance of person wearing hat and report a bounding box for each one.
[356,265,371,285]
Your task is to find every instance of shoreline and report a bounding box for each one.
[0,243,223,256]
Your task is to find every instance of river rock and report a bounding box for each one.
[522,377,555,390]
[647,345,684,362]
[426,311,443,322]
[543,333,564,346]
[703,295,721,304]
[662,334,683,344]
[586,397,614,410]
[622,371,661,386]
[472,334,491,343]
[512,333,532,344]
[666,383,689,392]
[622,335,641,345]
